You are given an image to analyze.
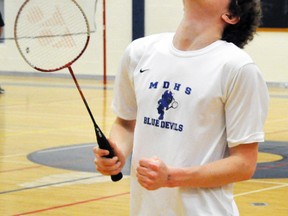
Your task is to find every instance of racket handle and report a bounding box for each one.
[95,127,123,182]
[111,172,123,182]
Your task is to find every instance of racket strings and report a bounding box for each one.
[15,0,90,71]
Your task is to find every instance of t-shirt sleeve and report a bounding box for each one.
[225,63,269,147]
[112,44,137,120]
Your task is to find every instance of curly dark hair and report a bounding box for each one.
[222,0,262,48]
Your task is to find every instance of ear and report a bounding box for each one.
[222,13,240,25]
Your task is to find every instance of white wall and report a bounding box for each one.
[245,31,288,83]
[0,0,287,84]
[145,0,182,34]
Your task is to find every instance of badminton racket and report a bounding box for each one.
[168,99,178,109]
[14,0,122,182]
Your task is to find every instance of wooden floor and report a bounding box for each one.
[0,74,287,216]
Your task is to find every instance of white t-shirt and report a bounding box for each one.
[112,33,269,216]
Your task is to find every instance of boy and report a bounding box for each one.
[94,1,269,215]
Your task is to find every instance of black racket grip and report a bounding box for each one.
[95,127,123,182]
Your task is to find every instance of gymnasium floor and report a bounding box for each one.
[0,74,287,215]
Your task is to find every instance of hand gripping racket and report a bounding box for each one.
[14,0,122,182]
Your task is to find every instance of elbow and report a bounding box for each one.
[239,162,257,181]
[230,143,259,182]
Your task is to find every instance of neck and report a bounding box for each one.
[173,4,225,51]
[173,20,222,51]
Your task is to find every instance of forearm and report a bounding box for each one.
[109,117,135,159]
[167,157,253,188]
[167,143,258,188]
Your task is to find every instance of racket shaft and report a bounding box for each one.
[95,127,123,182]
[68,67,122,181]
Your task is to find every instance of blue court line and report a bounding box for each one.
[1,81,113,90]
[2,82,287,98]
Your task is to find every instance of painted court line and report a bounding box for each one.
[235,183,288,197]
[0,175,101,195]
[0,153,28,158]
[249,179,288,185]
[0,165,41,173]
[266,129,288,135]
[13,192,130,216]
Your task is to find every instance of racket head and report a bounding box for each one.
[14,0,90,72]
